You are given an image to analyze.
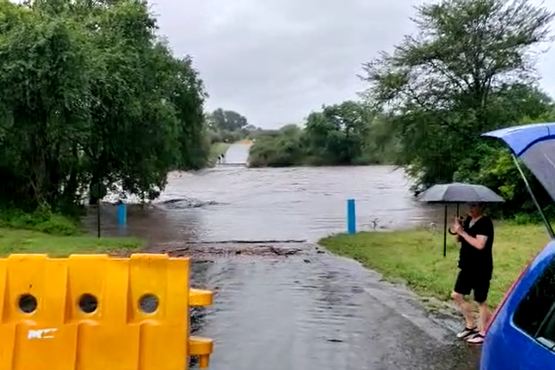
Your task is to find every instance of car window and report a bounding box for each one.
[513,257,555,344]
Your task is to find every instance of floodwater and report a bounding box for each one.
[91,166,443,243]
[85,143,481,369]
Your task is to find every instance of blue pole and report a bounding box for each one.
[347,198,356,234]
[118,203,127,226]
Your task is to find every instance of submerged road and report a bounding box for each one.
[90,143,481,369]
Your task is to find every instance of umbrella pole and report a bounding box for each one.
[443,205,447,257]
[456,203,459,217]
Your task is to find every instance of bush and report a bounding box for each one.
[248,131,305,167]
[512,213,539,225]
[0,209,81,236]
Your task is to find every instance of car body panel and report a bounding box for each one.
[480,242,555,369]
[480,122,555,369]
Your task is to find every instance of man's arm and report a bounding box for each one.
[457,219,492,250]
[458,232,487,250]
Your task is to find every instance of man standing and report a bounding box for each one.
[451,202,494,345]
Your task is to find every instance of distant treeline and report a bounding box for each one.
[248,101,399,167]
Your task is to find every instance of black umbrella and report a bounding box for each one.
[418,183,504,257]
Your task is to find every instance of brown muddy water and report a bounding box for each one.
[83,144,480,369]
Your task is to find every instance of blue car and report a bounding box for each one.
[480,123,555,370]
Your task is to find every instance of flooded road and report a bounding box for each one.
[88,143,480,369]
[93,168,440,243]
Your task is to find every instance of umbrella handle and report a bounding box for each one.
[448,216,468,235]
[449,229,463,242]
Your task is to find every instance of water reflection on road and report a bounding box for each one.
[84,143,479,369]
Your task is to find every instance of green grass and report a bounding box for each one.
[208,142,232,166]
[0,228,144,257]
[319,223,550,308]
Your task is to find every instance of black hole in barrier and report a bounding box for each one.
[19,294,37,313]
[79,293,98,314]
[139,294,159,314]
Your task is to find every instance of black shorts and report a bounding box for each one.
[454,269,492,303]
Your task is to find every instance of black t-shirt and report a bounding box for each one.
[458,216,494,273]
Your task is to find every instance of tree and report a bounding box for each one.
[248,124,305,167]
[209,108,249,131]
[361,0,554,192]
[0,0,209,210]
[304,101,374,165]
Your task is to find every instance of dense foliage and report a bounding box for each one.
[0,0,209,212]
[360,0,555,217]
[249,101,400,167]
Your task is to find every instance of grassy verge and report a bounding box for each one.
[208,142,232,166]
[0,209,143,256]
[0,228,143,256]
[319,223,550,308]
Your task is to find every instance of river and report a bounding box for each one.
[84,143,480,370]
[88,165,441,244]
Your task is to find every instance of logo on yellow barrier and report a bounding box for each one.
[0,253,213,370]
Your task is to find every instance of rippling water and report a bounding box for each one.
[164,165,431,241]
[87,166,445,243]
[86,143,457,243]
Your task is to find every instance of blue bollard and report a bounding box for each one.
[117,203,127,226]
[347,198,356,234]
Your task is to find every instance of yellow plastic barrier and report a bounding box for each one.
[0,253,213,370]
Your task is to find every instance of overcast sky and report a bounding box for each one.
[154,0,555,129]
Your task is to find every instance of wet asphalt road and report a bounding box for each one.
[90,143,481,369]
[157,242,481,370]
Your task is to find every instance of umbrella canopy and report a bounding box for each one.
[418,182,504,258]
[418,182,504,204]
